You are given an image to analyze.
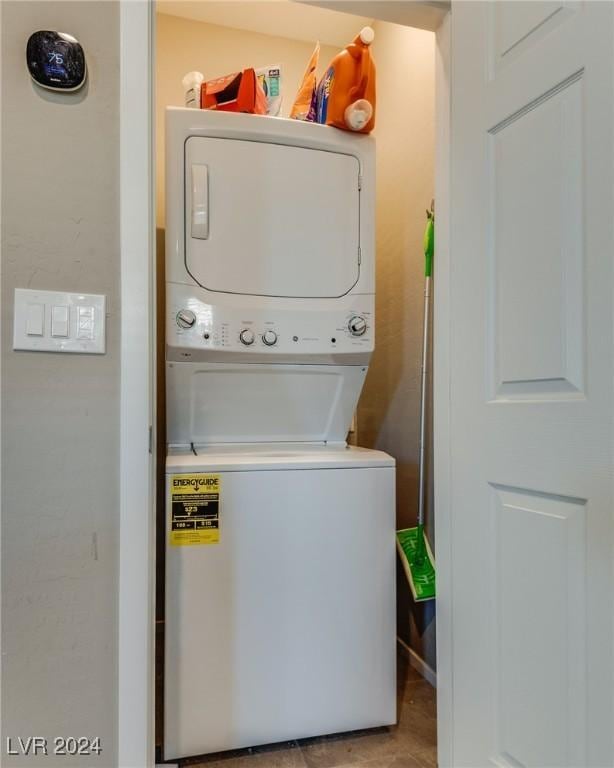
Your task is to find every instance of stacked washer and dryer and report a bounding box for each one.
[164,108,396,761]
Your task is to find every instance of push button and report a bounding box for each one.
[26,303,44,336]
[77,306,95,340]
[51,305,69,338]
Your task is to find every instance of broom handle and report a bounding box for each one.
[418,204,434,529]
[417,273,431,529]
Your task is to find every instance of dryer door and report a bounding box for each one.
[184,136,361,298]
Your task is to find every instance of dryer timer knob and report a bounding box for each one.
[262,330,278,346]
[176,309,196,329]
[348,316,367,337]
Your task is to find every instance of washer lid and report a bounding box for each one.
[184,136,361,299]
[166,362,368,446]
[166,444,395,472]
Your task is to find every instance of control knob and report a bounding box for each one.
[176,309,196,329]
[262,330,278,346]
[239,329,255,346]
[348,315,367,337]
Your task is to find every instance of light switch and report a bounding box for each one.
[77,306,95,340]
[13,288,106,354]
[26,303,44,336]
[51,305,69,337]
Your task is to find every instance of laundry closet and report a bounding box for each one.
[154,3,436,763]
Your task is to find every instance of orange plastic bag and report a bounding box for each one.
[315,27,376,133]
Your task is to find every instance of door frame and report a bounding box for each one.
[118,2,156,767]
[117,4,452,766]
[434,12,452,768]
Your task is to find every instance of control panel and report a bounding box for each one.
[167,287,374,362]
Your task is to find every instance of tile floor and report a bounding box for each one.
[179,653,437,768]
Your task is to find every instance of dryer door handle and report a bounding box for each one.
[191,164,209,239]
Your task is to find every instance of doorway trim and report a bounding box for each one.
[434,12,452,768]
[118,2,155,767]
[117,4,452,766]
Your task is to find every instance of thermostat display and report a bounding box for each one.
[27,31,87,91]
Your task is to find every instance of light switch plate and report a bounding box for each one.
[13,288,106,354]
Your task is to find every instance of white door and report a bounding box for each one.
[447,2,613,767]
[184,137,361,298]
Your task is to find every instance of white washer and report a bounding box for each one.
[164,110,396,760]
[164,445,396,760]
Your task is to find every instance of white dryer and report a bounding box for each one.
[164,109,396,761]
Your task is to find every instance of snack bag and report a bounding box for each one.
[256,65,282,116]
[290,43,320,122]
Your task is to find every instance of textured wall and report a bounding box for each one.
[156,12,339,226]
[1,3,120,765]
[357,20,437,671]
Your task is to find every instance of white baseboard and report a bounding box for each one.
[397,636,437,688]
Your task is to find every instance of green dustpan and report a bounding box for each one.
[397,524,436,602]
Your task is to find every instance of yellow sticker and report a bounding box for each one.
[170,474,220,546]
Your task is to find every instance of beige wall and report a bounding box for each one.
[156,13,339,226]
[1,3,120,765]
[357,20,437,670]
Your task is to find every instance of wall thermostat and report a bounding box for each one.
[26,31,87,92]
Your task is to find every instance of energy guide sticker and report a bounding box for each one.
[170,474,220,546]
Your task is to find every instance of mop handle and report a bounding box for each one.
[417,204,435,530]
